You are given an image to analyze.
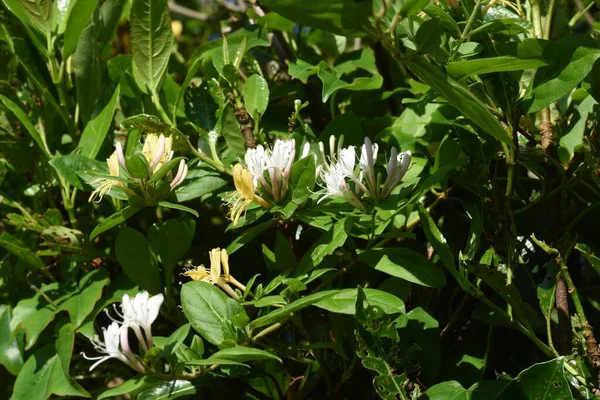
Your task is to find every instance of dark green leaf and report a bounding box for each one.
[115,227,162,294]
[360,248,447,288]
[260,0,373,36]
[210,347,282,363]
[78,85,120,159]
[0,232,45,269]
[296,217,352,274]
[407,56,511,144]
[249,290,337,329]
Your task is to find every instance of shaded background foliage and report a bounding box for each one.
[1,0,600,398]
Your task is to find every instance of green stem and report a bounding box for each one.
[560,261,596,344]
[543,0,557,39]
[151,89,173,126]
[251,317,290,343]
[568,0,594,27]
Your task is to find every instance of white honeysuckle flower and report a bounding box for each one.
[360,137,379,193]
[170,159,188,190]
[318,163,366,210]
[264,139,296,202]
[121,291,164,351]
[266,139,296,175]
[300,142,311,159]
[116,141,128,174]
[381,148,411,198]
[319,164,348,202]
[81,322,143,372]
[338,146,356,176]
[245,145,267,188]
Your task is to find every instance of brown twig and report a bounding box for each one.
[555,278,571,355]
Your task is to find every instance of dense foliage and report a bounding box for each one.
[1,0,600,398]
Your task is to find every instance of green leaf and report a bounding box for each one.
[218,104,247,158]
[558,95,597,163]
[289,155,316,205]
[226,220,276,255]
[181,281,247,345]
[354,287,408,399]
[184,79,223,134]
[260,0,373,37]
[12,323,90,400]
[407,56,511,144]
[400,0,430,18]
[288,60,319,83]
[249,290,337,329]
[317,63,383,102]
[138,380,197,400]
[11,287,56,350]
[97,376,156,400]
[210,347,282,363]
[395,307,440,382]
[0,305,24,375]
[59,269,110,328]
[16,0,51,35]
[418,204,456,272]
[148,219,195,280]
[359,248,447,288]
[177,359,248,367]
[161,324,190,358]
[78,85,120,159]
[244,74,269,121]
[315,288,405,315]
[525,36,600,113]
[296,217,352,274]
[446,56,549,80]
[89,205,141,240]
[72,0,125,123]
[158,201,200,218]
[0,94,50,157]
[62,0,100,58]
[115,227,162,294]
[49,153,107,191]
[0,232,45,269]
[495,358,573,399]
[130,0,174,94]
[175,170,228,202]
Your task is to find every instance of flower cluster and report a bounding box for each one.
[183,247,246,299]
[318,136,411,209]
[82,291,164,372]
[227,138,308,226]
[88,133,188,203]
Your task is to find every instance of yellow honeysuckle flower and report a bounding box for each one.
[88,151,124,203]
[143,134,173,173]
[227,164,270,226]
[183,248,230,285]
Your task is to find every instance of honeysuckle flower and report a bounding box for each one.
[81,321,144,373]
[183,248,244,298]
[381,148,411,198]
[227,163,271,226]
[245,145,267,188]
[120,291,164,351]
[170,159,188,190]
[359,137,379,193]
[319,163,366,210]
[143,134,173,174]
[264,139,296,202]
[88,151,124,203]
